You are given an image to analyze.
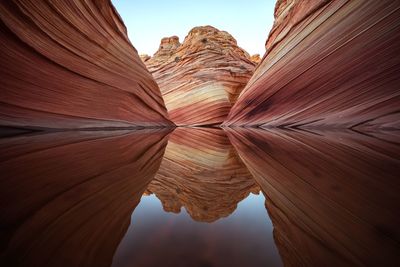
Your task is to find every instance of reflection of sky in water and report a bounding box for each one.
[112,192,283,267]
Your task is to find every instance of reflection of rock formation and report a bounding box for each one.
[0,130,169,267]
[224,1,400,130]
[226,128,400,266]
[147,128,259,222]
[0,0,171,129]
[144,26,255,126]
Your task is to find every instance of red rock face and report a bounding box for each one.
[226,128,400,266]
[224,1,400,130]
[144,26,255,126]
[0,0,172,129]
[0,129,170,267]
[147,127,259,222]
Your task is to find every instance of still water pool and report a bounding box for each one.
[1,127,399,266]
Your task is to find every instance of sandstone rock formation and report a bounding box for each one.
[146,127,259,222]
[0,0,171,129]
[0,129,170,267]
[139,54,151,62]
[226,128,400,266]
[151,36,181,61]
[250,54,261,64]
[224,0,400,130]
[144,26,255,126]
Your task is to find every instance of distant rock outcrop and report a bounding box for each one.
[152,36,181,61]
[0,0,171,129]
[144,26,255,126]
[139,54,151,62]
[224,1,400,130]
[250,54,261,64]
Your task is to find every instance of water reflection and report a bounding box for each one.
[112,128,279,267]
[147,128,259,222]
[0,127,399,266]
[113,193,281,267]
[0,130,170,267]
[226,128,400,266]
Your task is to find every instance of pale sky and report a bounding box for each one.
[111,0,275,56]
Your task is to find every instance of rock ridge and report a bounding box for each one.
[0,0,172,129]
[143,25,255,126]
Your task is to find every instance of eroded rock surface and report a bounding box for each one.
[144,26,255,126]
[224,0,400,130]
[0,0,171,129]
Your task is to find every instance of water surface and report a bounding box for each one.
[0,127,399,266]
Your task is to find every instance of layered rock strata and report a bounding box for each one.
[226,128,400,266]
[224,0,400,130]
[144,26,255,126]
[146,128,259,222]
[0,0,171,129]
[0,130,170,267]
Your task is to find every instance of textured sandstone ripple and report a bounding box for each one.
[0,0,171,129]
[226,128,400,266]
[146,127,259,222]
[144,26,255,126]
[224,0,400,130]
[0,130,170,267]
